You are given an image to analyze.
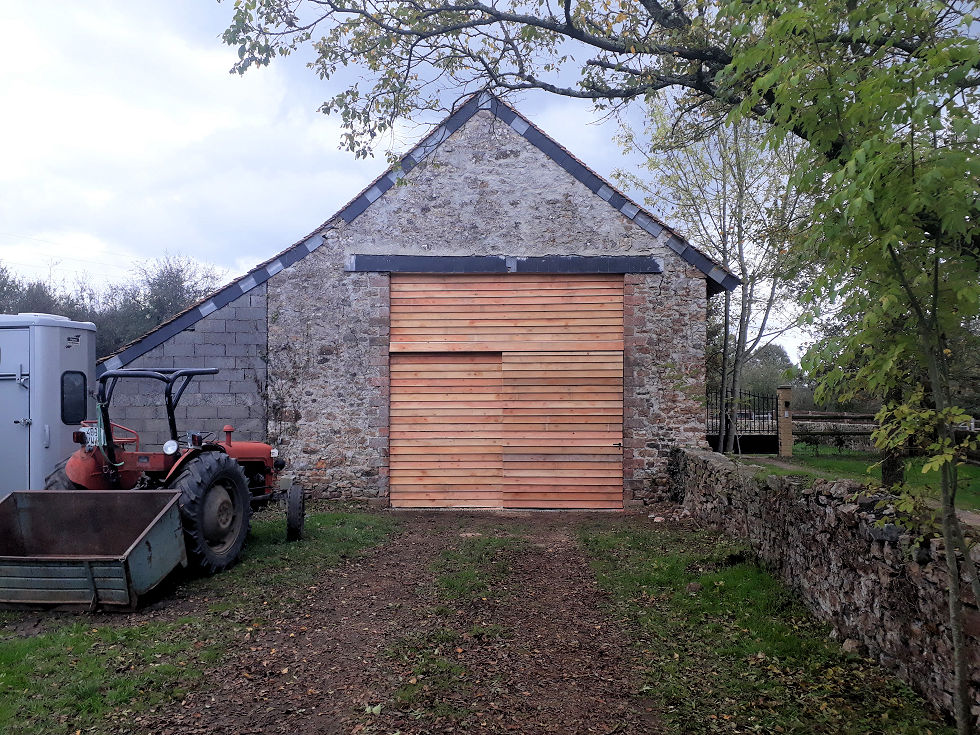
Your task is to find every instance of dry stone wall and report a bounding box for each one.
[108,287,268,448]
[670,446,980,723]
[266,109,708,502]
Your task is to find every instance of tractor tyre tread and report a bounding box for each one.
[171,452,251,574]
[44,458,81,490]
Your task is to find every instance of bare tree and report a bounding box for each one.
[617,112,810,451]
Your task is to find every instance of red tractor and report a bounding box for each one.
[44,367,298,573]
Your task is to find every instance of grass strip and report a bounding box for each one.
[375,532,524,726]
[432,535,524,602]
[782,448,980,511]
[581,525,952,735]
[0,507,396,735]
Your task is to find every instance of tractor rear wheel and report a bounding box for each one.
[170,452,251,574]
[44,458,82,490]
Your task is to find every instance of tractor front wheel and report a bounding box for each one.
[44,458,82,490]
[171,452,251,574]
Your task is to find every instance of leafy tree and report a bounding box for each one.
[221,1,980,727]
[0,257,219,358]
[740,343,794,396]
[0,264,76,316]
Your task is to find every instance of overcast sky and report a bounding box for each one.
[0,2,806,359]
[0,2,639,286]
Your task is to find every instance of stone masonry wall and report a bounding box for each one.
[266,109,708,502]
[669,446,980,723]
[266,261,390,499]
[624,272,708,503]
[109,287,267,448]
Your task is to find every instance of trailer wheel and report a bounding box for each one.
[171,452,251,574]
[44,458,82,490]
[286,480,305,542]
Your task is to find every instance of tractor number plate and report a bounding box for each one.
[83,426,102,446]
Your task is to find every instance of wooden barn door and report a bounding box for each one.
[389,274,623,509]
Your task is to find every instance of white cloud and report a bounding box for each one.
[0,2,655,295]
[0,1,368,288]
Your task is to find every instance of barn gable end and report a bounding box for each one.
[105,93,735,505]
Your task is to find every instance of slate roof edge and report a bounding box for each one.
[101,90,738,371]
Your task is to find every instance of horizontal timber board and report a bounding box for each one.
[391,296,622,307]
[392,318,623,328]
[391,278,624,290]
[501,500,622,509]
[392,420,620,430]
[391,408,622,417]
[391,462,622,485]
[391,498,503,510]
[391,402,621,411]
[393,483,622,492]
[390,304,624,315]
[393,460,617,469]
[392,425,623,434]
[393,377,622,386]
[392,273,624,282]
[391,430,621,439]
[389,474,620,484]
[392,414,620,423]
[391,326,622,337]
[391,341,625,352]
[392,438,622,447]
[391,333,621,344]
[391,353,501,364]
[391,287,624,299]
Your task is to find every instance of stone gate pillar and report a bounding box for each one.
[777,385,793,458]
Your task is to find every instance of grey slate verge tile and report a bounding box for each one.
[682,248,715,275]
[509,117,530,135]
[214,284,245,310]
[607,192,628,211]
[491,101,517,125]
[341,197,371,223]
[666,235,688,255]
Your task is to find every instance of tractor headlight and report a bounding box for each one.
[163,439,179,456]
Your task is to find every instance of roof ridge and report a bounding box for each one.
[100,91,738,371]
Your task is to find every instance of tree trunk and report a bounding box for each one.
[724,127,750,455]
[881,385,906,489]
[923,349,973,735]
[718,289,732,453]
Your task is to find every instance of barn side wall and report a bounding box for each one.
[109,287,268,448]
[267,110,708,502]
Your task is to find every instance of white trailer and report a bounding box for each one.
[0,314,96,497]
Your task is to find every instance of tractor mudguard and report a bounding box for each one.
[164,445,227,485]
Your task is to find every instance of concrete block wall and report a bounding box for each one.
[108,286,268,448]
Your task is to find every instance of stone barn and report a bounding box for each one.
[102,92,738,509]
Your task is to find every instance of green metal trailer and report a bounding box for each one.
[0,490,187,610]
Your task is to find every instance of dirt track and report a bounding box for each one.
[131,512,661,735]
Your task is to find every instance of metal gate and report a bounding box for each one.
[706,390,778,454]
